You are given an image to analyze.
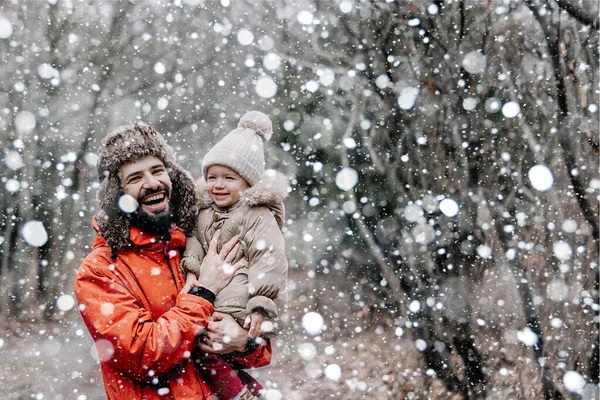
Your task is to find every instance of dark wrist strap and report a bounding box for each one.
[246,337,259,353]
[188,286,216,304]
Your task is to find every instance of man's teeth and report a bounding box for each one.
[143,193,164,203]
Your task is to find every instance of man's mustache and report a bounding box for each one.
[139,184,170,201]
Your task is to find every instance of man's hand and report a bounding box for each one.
[197,230,242,295]
[198,312,249,354]
[180,271,201,294]
[244,310,268,339]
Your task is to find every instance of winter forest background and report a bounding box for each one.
[0,0,598,399]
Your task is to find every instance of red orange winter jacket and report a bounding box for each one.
[74,217,271,399]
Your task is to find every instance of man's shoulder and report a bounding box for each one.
[78,245,119,275]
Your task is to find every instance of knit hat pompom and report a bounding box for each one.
[238,111,272,142]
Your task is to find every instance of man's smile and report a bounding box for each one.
[139,189,169,213]
[141,191,166,205]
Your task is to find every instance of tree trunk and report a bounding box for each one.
[496,218,563,400]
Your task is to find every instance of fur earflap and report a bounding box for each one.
[195,177,212,209]
[167,164,198,236]
[242,170,288,228]
[242,169,289,207]
[97,174,130,252]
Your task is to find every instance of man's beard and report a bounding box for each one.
[129,207,174,236]
[126,185,174,236]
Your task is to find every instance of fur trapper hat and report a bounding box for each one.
[96,123,197,253]
[202,111,273,186]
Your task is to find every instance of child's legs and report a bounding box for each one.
[236,369,264,397]
[199,353,245,400]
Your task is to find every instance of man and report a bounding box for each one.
[74,123,270,399]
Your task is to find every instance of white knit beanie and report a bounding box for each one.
[202,111,273,186]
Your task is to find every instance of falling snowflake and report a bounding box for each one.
[528,165,554,191]
[462,51,487,74]
[301,311,324,335]
[236,28,254,45]
[398,87,419,110]
[325,364,342,381]
[4,150,23,170]
[56,294,76,312]
[502,101,521,118]
[297,10,313,25]
[15,110,36,133]
[439,198,459,217]
[562,371,586,394]
[118,194,138,213]
[255,76,278,98]
[517,327,538,347]
[0,16,13,38]
[335,167,359,191]
[22,220,49,247]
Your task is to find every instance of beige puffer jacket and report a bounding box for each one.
[181,170,289,329]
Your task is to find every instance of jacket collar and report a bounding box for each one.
[92,215,186,253]
[211,200,244,214]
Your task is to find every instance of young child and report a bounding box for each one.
[181,111,288,400]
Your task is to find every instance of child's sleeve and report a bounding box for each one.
[181,234,205,277]
[244,207,288,319]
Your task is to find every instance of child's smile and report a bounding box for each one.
[206,165,249,207]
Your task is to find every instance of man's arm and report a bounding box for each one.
[75,231,241,381]
[75,260,213,382]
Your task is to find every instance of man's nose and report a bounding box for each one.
[142,173,160,189]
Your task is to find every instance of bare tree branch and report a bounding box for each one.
[339,93,402,298]
[524,0,599,241]
[555,0,599,29]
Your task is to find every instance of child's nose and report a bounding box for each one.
[214,178,225,188]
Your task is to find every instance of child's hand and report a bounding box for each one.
[180,271,201,294]
[244,310,268,339]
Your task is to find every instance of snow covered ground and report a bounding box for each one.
[2,299,598,399]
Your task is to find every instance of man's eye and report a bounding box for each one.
[128,177,140,184]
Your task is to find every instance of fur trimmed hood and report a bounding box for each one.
[95,123,197,255]
[196,169,289,226]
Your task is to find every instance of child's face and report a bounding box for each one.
[206,165,249,207]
